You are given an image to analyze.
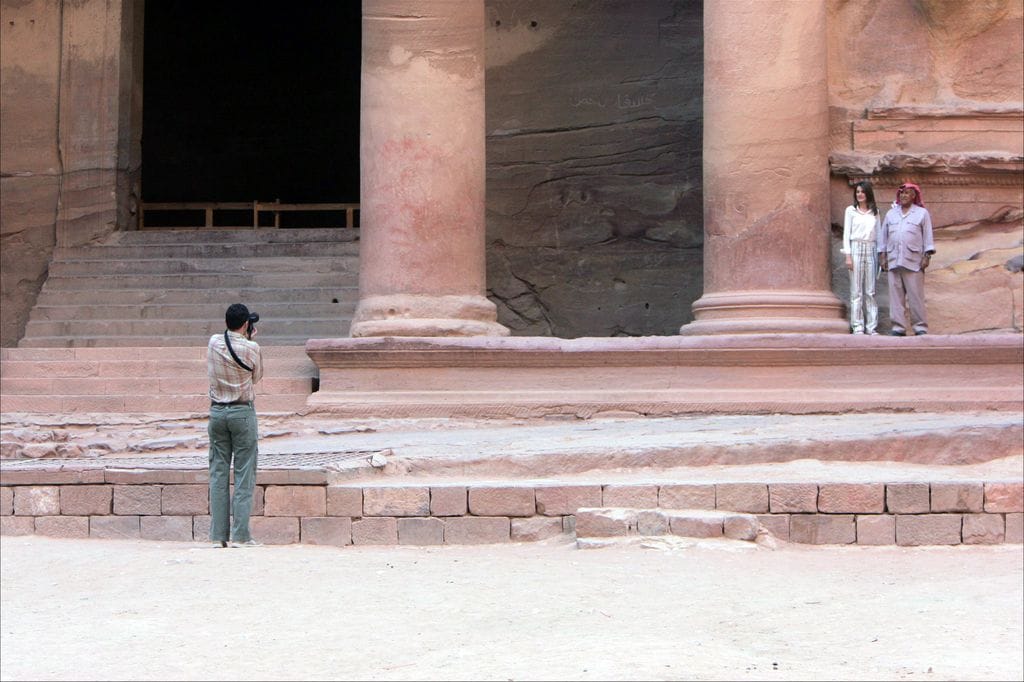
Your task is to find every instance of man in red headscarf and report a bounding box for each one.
[878,183,935,336]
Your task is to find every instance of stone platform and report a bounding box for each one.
[2,411,1021,547]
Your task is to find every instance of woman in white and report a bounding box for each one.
[842,180,881,334]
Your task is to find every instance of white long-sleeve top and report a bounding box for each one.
[841,205,881,254]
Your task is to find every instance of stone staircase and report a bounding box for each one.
[19,228,360,347]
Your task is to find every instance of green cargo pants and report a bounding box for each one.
[208,403,258,543]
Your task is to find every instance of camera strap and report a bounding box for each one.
[223,331,253,372]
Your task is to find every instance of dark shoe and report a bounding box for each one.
[890,330,906,337]
[915,330,928,335]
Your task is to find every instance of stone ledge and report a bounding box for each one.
[1,479,1019,546]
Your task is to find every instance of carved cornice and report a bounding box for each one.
[866,104,1024,120]
[830,151,1023,185]
[845,173,1023,187]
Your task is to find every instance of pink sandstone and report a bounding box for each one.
[264,486,326,517]
[301,517,352,546]
[397,517,444,546]
[856,515,896,545]
[896,514,962,546]
[362,487,430,517]
[429,486,468,517]
[930,482,984,512]
[817,484,885,513]
[886,483,931,514]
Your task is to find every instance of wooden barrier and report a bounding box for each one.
[140,201,360,229]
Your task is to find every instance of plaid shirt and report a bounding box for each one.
[207,331,263,403]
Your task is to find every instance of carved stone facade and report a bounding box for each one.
[1,0,1021,345]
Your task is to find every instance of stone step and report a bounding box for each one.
[0,346,315,413]
[15,335,324,348]
[0,471,1019,546]
[21,318,348,340]
[28,302,356,322]
[34,286,359,306]
[35,271,359,290]
[53,240,359,261]
[109,227,358,245]
[574,507,761,542]
[48,255,359,277]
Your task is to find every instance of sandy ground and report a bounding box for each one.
[1,536,1022,681]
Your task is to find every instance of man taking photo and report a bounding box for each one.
[207,303,263,547]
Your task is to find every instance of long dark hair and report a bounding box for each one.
[852,180,878,215]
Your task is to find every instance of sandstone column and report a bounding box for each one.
[681,0,847,335]
[351,0,508,337]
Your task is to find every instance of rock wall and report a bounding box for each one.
[484,1,703,337]
[0,0,142,347]
[827,0,1024,333]
[0,0,62,348]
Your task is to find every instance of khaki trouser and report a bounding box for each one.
[888,267,928,334]
[208,403,259,543]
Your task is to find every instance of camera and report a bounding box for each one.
[247,312,260,337]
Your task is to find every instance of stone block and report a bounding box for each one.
[602,484,658,508]
[351,517,398,545]
[161,485,209,515]
[636,510,669,535]
[534,485,602,516]
[668,512,723,539]
[574,509,635,537]
[193,516,211,541]
[326,486,363,517]
[962,513,1005,544]
[0,487,13,515]
[659,484,715,510]
[724,514,759,541]
[1,516,34,535]
[13,486,60,516]
[856,515,895,545]
[511,516,564,542]
[984,482,1024,512]
[363,486,429,517]
[113,485,162,515]
[930,482,984,512]
[90,515,140,539]
[716,483,768,513]
[757,514,790,541]
[301,517,352,546]
[1005,513,1023,543]
[35,516,89,538]
[468,486,535,517]
[60,485,112,516]
[886,483,930,514]
[397,517,443,545]
[251,486,265,516]
[250,516,300,545]
[430,486,467,516]
[141,515,194,542]
[768,483,817,513]
[818,484,885,513]
[562,515,576,534]
[443,516,510,544]
[896,514,962,546]
[263,486,326,517]
[790,515,856,544]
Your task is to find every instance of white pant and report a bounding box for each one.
[848,241,878,333]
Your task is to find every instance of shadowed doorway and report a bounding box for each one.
[141,2,360,228]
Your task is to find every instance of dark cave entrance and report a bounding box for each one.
[141,1,361,228]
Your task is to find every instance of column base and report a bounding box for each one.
[350,294,510,337]
[680,290,849,335]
